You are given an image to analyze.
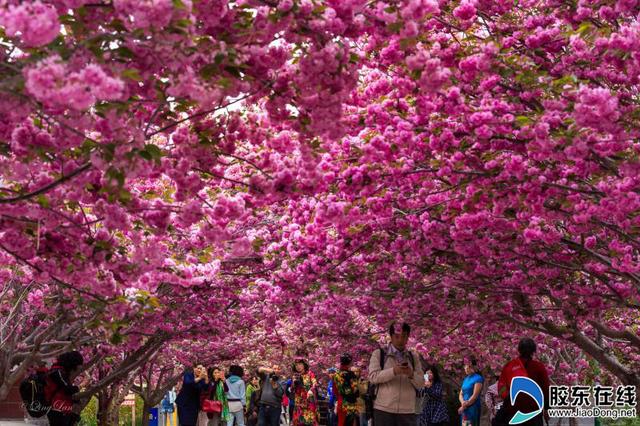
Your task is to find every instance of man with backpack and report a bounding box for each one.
[367,322,424,426]
[493,338,550,426]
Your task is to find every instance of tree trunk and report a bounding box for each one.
[97,392,113,426]
[97,388,122,426]
[504,299,640,389]
[97,398,120,426]
[107,403,120,426]
[141,400,151,426]
[542,321,640,387]
[0,380,12,402]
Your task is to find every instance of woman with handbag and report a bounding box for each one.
[199,367,229,426]
[176,365,209,426]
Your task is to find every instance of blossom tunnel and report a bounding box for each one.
[0,0,639,424]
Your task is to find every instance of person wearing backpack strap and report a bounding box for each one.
[368,322,424,426]
[493,338,550,426]
[21,362,51,425]
[45,351,84,426]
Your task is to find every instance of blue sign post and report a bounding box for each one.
[149,406,159,426]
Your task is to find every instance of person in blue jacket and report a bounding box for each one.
[176,365,209,426]
[226,365,246,426]
[327,368,337,426]
[160,387,177,426]
[285,377,295,424]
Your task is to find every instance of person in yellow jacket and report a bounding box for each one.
[350,367,368,426]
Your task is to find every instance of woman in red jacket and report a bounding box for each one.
[46,351,84,426]
[334,354,360,426]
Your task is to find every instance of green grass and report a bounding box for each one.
[599,417,640,426]
[78,395,144,426]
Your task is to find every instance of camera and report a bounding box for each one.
[292,374,303,387]
[270,375,279,382]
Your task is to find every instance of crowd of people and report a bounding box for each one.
[170,322,550,426]
[20,322,550,426]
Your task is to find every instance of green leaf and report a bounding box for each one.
[577,22,592,37]
[224,65,243,78]
[119,189,132,205]
[58,14,75,25]
[121,69,143,81]
[144,144,163,160]
[109,19,127,32]
[200,63,219,80]
[175,18,191,28]
[106,167,125,187]
[175,99,197,112]
[252,238,265,252]
[116,46,135,59]
[139,150,152,161]
[103,143,116,162]
[217,77,232,89]
[267,11,282,23]
[172,0,187,9]
[387,22,403,33]
[36,195,50,208]
[94,240,111,251]
[399,38,416,50]
[552,74,578,89]
[110,332,123,345]
[515,69,537,86]
[515,116,533,127]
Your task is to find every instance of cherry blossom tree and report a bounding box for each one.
[1,0,640,416]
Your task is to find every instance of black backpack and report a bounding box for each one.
[19,369,50,418]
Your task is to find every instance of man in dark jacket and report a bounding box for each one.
[257,365,286,426]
